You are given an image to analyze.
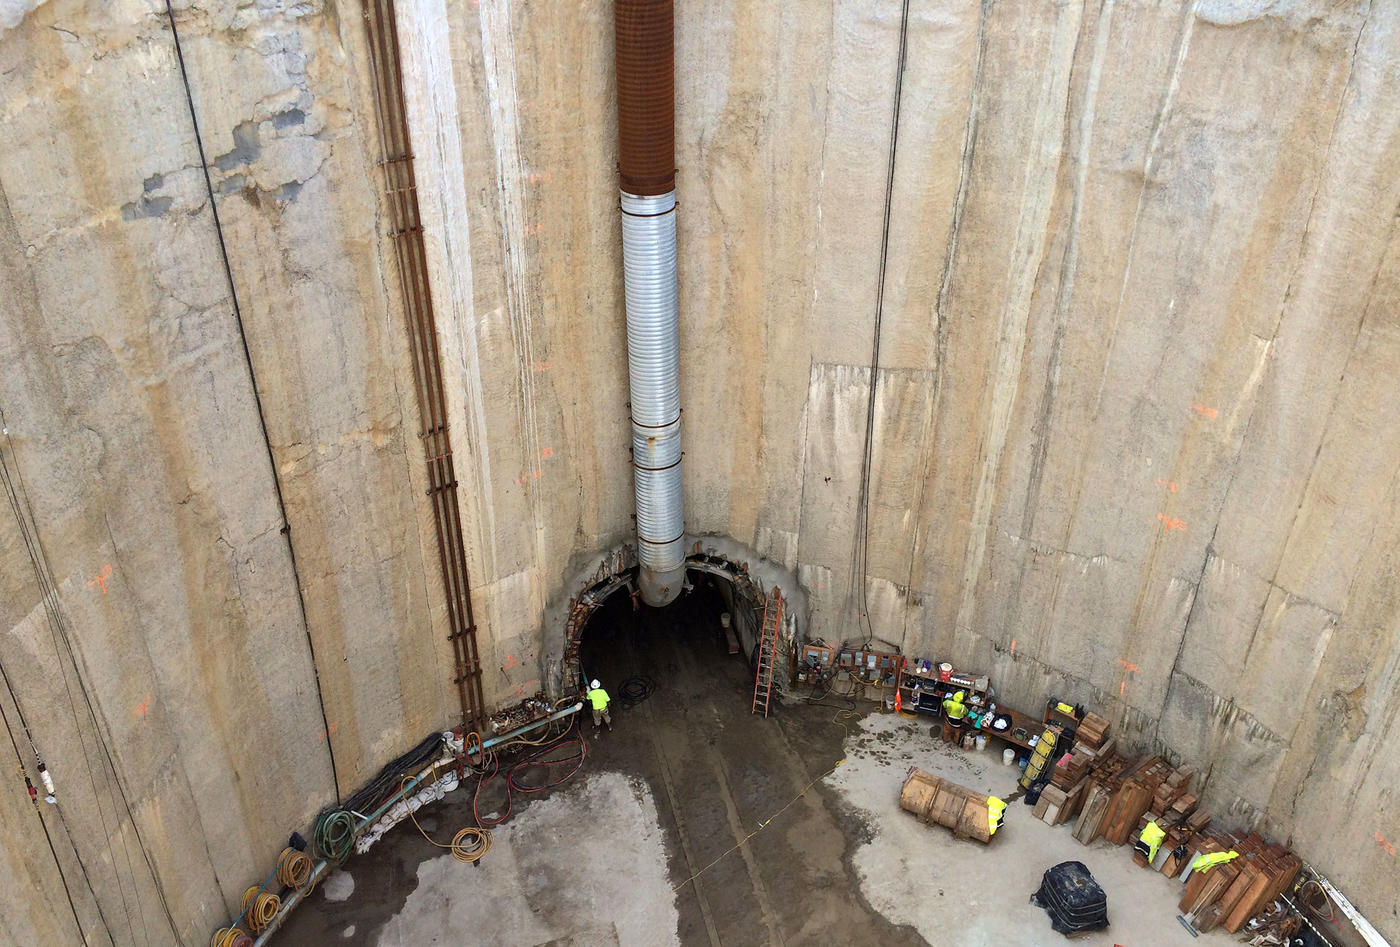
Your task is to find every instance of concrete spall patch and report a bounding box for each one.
[824,713,1238,947]
[375,772,678,946]
[322,870,355,903]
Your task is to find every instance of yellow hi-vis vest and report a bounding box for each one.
[1192,850,1240,872]
[1138,820,1166,860]
[987,797,1007,836]
[943,693,968,720]
[587,688,610,710]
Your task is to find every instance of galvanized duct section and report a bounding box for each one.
[616,0,684,606]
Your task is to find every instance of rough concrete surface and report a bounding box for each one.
[377,773,678,947]
[2,0,1400,942]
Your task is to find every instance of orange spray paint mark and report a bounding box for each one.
[541,446,554,459]
[1120,681,1126,696]
[1155,478,1179,493]
[87,563,113,594]
[319,722,339,741]
[1376,832,1397,856]
[1191,403,1219,419]
[135,694,151,718]
[1010,639,1016,653]
[1157,514,1186,532]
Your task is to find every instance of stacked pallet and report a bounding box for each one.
[1076,712,1110,749]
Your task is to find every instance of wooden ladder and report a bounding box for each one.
[751,587,783,717]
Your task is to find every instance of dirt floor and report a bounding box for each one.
[279,582,1240,945]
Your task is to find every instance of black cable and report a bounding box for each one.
[343,732,444,815]
[617,676,656,709]
[0,683,105,945]
[849,0,914,651]
[161,0,341,804]
[0,427,143,946]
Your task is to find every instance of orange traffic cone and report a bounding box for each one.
[894,690,902,714]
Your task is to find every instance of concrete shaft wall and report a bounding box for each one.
[1,0,1398,942]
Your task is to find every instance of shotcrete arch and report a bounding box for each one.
[543,538,806,697]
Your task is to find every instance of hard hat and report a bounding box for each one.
[591,680,600,689]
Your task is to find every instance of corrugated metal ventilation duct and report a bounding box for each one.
[616,0,685,606]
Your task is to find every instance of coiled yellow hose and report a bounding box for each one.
[240,886,280,934]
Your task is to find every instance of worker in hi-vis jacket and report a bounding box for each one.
[586,679,613,731]
[943,690,969,744]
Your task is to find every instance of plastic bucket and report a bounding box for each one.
[938,663,953,682]
[976,734,987,752]
[1003,748,1016,766]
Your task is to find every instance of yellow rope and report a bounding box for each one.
[672,710,855,892]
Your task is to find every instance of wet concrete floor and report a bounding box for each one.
[280,579,920,945]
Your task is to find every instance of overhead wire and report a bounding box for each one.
[846,0,914,653]
[0,413,146,946]
[161,0,341,803]
[0,679,101,944]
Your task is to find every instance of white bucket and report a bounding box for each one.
[1002,748,1016,766]
[976,734,987,752]
[720,613,731,629]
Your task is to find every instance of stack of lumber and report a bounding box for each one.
[1076,712,1110,749]
[899,769,996,843]
[1176,833,1301,933]
[1017,701,1303,936]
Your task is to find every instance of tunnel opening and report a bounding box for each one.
[576,571,757,716]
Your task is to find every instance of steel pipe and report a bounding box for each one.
[616,2,685,606]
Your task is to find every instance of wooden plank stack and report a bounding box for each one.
[1009,699,1303,936]
[1174,833,1301,933]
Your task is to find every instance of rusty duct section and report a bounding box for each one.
[615,0,675,195]
[361,0,485,728]
[616,0,686,606]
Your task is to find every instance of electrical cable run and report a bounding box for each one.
[617,676,656,709]
[401,778,493,864]
[471,727,588,828]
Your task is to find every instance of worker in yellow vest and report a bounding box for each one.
[987,796,1007,836]
[1134,820,1166,862]
[586,679,613,731]
[943,690,968,744]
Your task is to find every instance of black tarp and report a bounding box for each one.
[1030,860,1109,934]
